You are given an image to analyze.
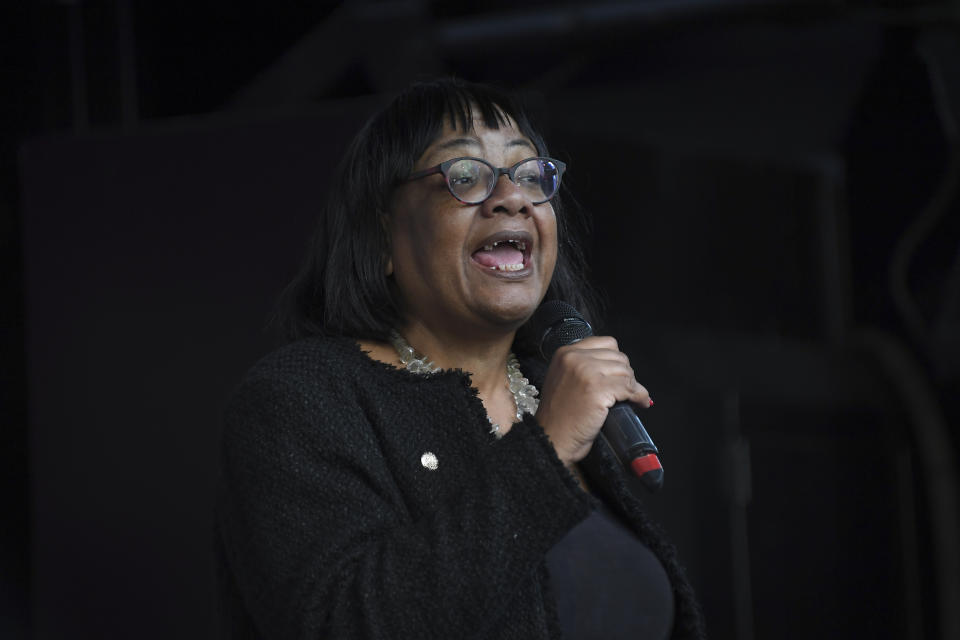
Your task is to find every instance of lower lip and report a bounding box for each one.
[470,255,533,278]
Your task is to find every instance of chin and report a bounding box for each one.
[476,294,543,328]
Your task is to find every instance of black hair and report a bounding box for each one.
[278,77,599,355]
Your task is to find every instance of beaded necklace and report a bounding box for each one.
[389,330,539,438]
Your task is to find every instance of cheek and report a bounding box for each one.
[391,212,463,281]
[540,210,559,274]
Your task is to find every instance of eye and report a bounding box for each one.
[450,173,478,186]
[517,172,539,185]
[447,160,482,186]
[515,161,542,184]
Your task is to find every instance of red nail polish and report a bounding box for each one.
[648,398,655,408]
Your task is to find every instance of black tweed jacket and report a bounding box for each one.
[216,336,706,639]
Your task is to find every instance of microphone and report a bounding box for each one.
[532,300,664,492]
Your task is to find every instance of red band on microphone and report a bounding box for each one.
[631,453,662,477]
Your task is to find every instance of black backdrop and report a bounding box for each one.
[8,4,960,639]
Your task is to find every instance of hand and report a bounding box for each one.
[534,336,651,466]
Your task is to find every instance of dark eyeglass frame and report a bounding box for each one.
[404,156,567,205]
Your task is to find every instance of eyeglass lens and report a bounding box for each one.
[447,158,561,204]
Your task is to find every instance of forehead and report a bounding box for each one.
[419,116,537,166]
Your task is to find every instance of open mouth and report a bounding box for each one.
[471,232,533,272]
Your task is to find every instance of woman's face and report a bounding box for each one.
[388,115,558,338]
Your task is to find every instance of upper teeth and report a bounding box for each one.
[483,240,527,251]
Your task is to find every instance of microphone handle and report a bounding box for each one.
[601,402,664,491]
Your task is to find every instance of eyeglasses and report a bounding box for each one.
[405,156,566,205]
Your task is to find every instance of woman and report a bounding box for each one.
[216,78,706,639]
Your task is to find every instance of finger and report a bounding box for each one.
[598,372,647,401]
[554,346,630,366]
[591,362,638,383]
[626,380,651,408]
[576,335,619,350]
[577,368,643,408]
[556,336,619,354]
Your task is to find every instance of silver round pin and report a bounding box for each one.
[420,451,438,470]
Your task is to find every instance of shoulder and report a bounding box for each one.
[222,336,380,444]
[243,335,368,384]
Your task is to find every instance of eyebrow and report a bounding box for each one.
[431,137,538,154]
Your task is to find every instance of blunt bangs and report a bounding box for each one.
[278,78,598,351]
[383,80,549,180]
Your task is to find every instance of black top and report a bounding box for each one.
[546,504,675,639]
[215,336,705,639]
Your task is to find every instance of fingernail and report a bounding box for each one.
[648,398,655,408]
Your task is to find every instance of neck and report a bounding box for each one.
[397,320,516,398]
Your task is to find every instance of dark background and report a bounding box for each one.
[3,1,960,638]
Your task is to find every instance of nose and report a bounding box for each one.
[482,173,531,217]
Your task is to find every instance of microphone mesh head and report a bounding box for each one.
[532,300,594,360]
